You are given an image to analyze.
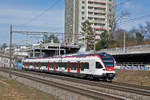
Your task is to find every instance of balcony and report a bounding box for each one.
[88,14,106,19]
[88,9,106,13]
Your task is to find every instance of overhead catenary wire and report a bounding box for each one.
[119,13,150,25]
[12,0,64,44]
[115,0,132,17]
[19,0,63,27]
[115,0,131,7]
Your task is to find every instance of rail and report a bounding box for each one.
[0,68,125,100]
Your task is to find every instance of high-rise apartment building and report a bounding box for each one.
[65,0,114,45]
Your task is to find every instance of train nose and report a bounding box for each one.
[107,73,116,79]
[108,73,115,77]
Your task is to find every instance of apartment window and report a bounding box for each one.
[109,4,112,7]
[88,1,93,4]
[94,7,105,12]
[94,23,105,26]
[95,29,104,32]
[94,18,105,21]
[94,2,106,6]
[88,6,93,9]
[88,12,91,14]
[94,13,101,15]
[88,17,93,20]
[82,1,85,4]
[82,6,85,9]
[82,11,85,15]
[82,17,85,20]
[109,8,112,12]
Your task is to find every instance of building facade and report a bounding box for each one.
[65,0,114,45]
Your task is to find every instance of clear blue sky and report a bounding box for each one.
[0,0,150,45]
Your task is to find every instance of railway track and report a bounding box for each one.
[0,68,150,99]
[18,69,150,96]
[0,68,125,100]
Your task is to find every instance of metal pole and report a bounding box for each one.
[84,34,86,51]
[59,43,61,56]
[124,32,126,53]
[33,48,35,58]
[9,24,12,78]
[94,39,96,53]
[94,32,96,53]
[40,43,42,57]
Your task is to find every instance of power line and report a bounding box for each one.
[119,14,150,25]
[115,0,132,18]
[115,0,131,7]
[13,30,64,35]
[19,0,62,26]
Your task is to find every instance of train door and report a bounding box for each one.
[53,62,56,71]
[77,61,80,73]
[48,62,50,71]
[34,62,36,70]
[27,62,30,69]
[88,60,95,74]
[38,62,40,70]
[67,62,71,72]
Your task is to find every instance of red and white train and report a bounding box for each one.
[22,53,116,81]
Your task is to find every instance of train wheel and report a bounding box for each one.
[93,77,100,81]
[107,79,113,82]
[103,78,112,82]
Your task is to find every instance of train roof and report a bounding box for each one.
[75,53,109,56]
[24,53,112,60]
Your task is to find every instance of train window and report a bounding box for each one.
[43,63,47,66]
[100,54,114,67]
[49,63,53,68]
[58,62,62,67]
[61,62,67,68]
[71,63,76,69]
[80,62,89,70]
[84,63,89,69]
[56,63,60,67]
[30,62,33,66]
[81,67,84,71]
[57,62,67,68]
[96,62,103,69]
[33,63,37,67]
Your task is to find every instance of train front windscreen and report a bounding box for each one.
[100,54,115,71]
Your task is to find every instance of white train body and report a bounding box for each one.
[23,53,116,80]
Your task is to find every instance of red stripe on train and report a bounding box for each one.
[106,67,114,71]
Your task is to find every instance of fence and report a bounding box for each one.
[115,64,150,71]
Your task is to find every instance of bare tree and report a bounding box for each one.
[109,1,130,40]
[136,32,144,43]
[139,25,147,35]
[145,21,150,38]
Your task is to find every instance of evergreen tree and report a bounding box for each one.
[81,20,95,51]
[1,43,7,50]
[96,31,110,50]
[48,34,59,43]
